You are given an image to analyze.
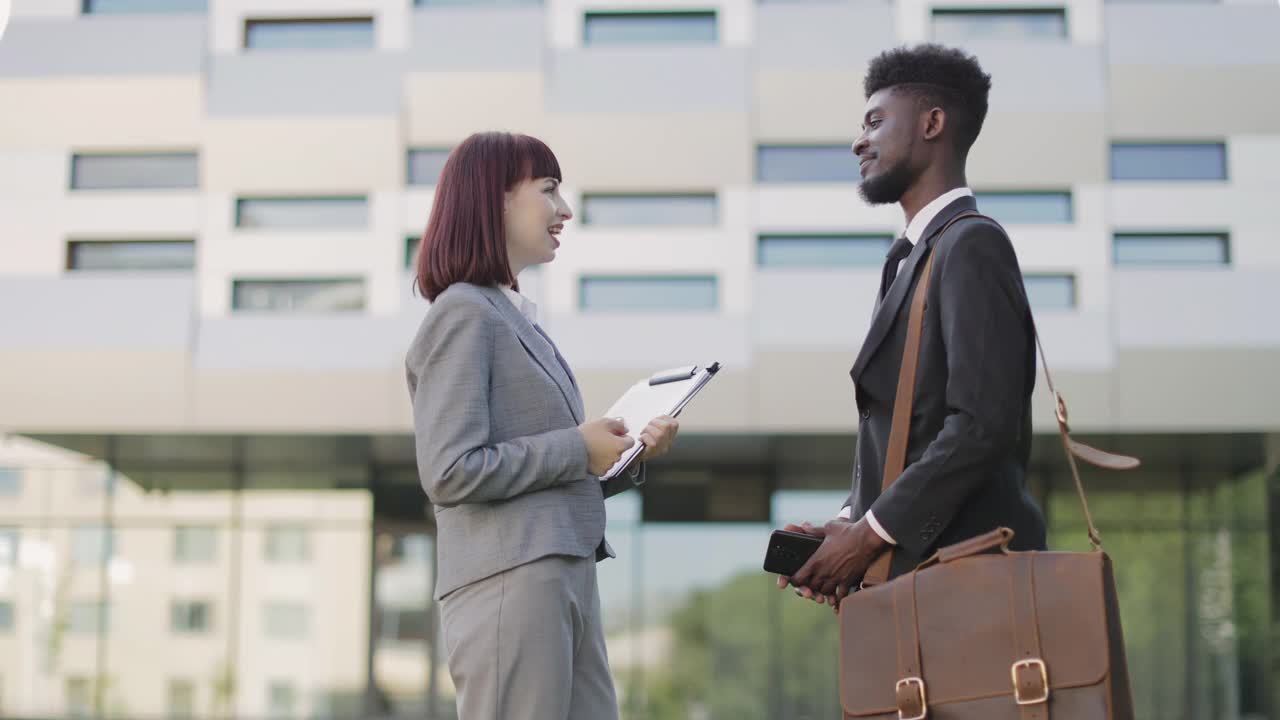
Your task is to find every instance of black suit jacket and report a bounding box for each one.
[846,195,1047,578]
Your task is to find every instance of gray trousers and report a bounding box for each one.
[439,554,619,720]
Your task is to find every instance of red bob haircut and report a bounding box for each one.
[414,131,562,302]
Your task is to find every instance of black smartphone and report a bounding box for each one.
[763,529,824,576]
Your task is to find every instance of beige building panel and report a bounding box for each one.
[405,72,550,145]
[0,352,191,432]
[1110,349,1280,431]
[968,111,1108,186]
[755,69,865,141]
[542,113,751,189]
[1109,65,1280,138]
[755,351,860,432]
[203,116,401,193]
[0,77,204,149]
[192,370,402,432]
[4,349,1277,435]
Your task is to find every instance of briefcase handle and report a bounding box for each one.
[862,213,1140,588]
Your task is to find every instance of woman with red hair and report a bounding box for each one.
[406,131,680,720]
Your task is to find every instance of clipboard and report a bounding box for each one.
[600,362,722,480]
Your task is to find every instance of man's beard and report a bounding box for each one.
[857,156,917,206]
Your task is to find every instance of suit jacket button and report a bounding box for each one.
[860,409,870,419]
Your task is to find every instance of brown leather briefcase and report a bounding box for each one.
[839,213,1140,719]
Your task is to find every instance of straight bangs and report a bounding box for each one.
[508,134,562,188]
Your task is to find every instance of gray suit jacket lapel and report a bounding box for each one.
[478,286,585,424]
[850,195,977,384]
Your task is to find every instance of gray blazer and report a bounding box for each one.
[406,282,644,600]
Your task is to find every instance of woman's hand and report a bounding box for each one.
[638,415,679,462]
[579,418,635,476]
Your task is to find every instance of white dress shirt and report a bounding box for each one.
[500,285,538,325]
[839,187,975,545]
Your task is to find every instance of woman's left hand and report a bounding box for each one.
[637,415,680,462]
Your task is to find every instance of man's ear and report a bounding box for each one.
[922,107,947,142]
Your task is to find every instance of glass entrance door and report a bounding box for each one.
[369,515,450,719]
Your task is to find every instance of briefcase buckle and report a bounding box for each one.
[1012,658,1050,705]
[894,677,927,720]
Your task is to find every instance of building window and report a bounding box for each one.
[0,468,20,497]
[66,240,195,272]
[264,604,308,640]
[756,145,860,183]
[264,525,310,563]
[584,11,717,46]
[172,601,212,633]
[168,679,195,720]
[1023,274,1076,310]
[1113,233,1230,267]
[69,601,110,634]
[758,234,892,268]
[1110,143,1227,181]
[232,279,366,313]
[0,529,19,566]
[580,276,718,312]
[82,0,207,13]
[974,192,1073,224]
[235,197,368,230]
[0,601,13,631]
[72,526,114,565]
[932,9,1068,42]
[77,471,114,498]
[268,681,297,719]
[405,235,421,269]
[415,0,538,5]
[70,152,198,191]
[581,194,718,227]
[407,149,452,186]
[66,677,93,718]
[244,18,375,51]
[174,526,217,564]
[378,608,430,643]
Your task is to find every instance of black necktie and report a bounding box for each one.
[879,236,914,300]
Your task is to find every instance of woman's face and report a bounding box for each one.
[505,176,572,275]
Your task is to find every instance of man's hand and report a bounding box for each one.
[789,518,889,611]
[774,518,848,607]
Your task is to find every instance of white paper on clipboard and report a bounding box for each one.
[600,362,721,480]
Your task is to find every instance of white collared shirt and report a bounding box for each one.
[838,186,975,546]
[500,285,538,326]
[894,186,974,277]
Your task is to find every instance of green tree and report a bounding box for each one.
[634,572,842,720]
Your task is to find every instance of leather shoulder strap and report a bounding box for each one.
[863,210,979,586]
[878,211,981,496]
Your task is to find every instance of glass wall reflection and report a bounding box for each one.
[0,435,1273,720]
[0,449,372,720]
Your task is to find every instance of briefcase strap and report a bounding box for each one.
[1011,553,1051,717]
[862,213,1139,587]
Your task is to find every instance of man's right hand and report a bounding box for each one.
[775,522,834,604]
[580,417,636,476]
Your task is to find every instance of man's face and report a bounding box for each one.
[853,88,923,206]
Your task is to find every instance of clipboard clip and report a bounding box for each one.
[649,366,698,386]
[647,362,722,386]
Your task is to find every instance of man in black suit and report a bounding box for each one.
[780,44,1047,608]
